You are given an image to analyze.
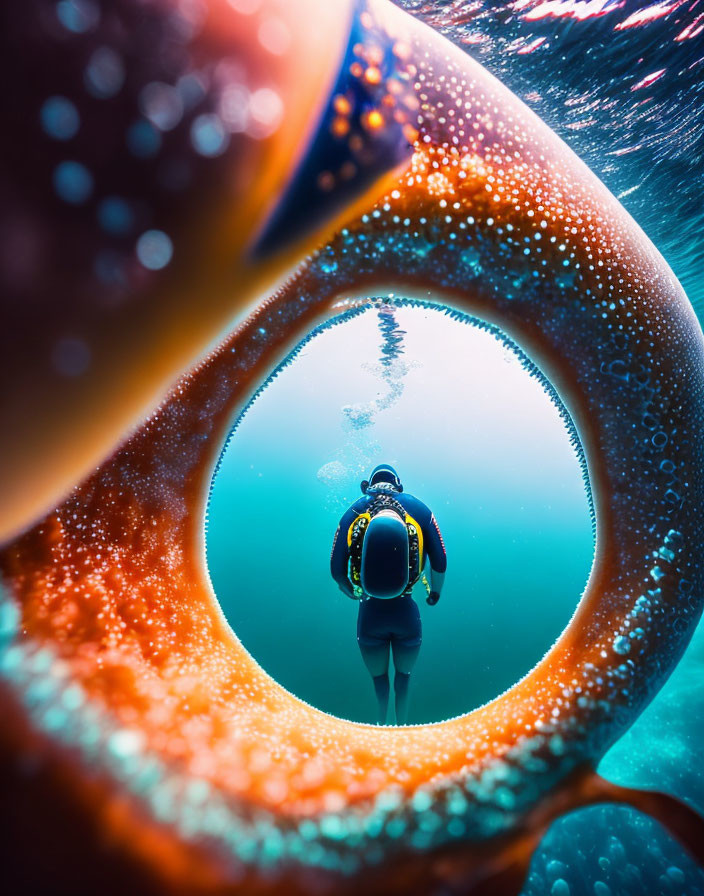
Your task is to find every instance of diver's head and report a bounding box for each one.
[361,464,403,494]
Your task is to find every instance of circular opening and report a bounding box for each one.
[206,302,594,724]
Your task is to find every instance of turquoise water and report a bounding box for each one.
[207,303,593,724]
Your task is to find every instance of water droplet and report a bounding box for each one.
[650,565,665,582]
[613,635,630,656]
[667,866,685,884]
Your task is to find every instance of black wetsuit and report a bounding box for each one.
[330,488,447,648]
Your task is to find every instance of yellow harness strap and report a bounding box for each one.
[347,512,370,547]
[406,513,423,579]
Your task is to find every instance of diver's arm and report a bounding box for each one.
[330,508,357,598]
[427,568,445,605]
[424,512,447,604]
[429,568,445,594]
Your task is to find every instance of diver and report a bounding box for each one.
[330,464,447,725]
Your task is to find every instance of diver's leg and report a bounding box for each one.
[357,601,391,724]
[390,596,422,725]
[394,670,410,725]
[391,642,420,724]
[358,642,390,724]
[372,666,391,725]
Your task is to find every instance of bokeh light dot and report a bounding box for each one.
[53,161,94,204]
[220,84,250,132]
[97,197,134,235]
[126,119,162,158]
[190,114,229,157]
[40,96,80,140]
[51,336,92,377]
[84,47,125,99]
[227,0,262,14]
[56,0,99,33]
[140,82,183,132]
[258,16,291,55]
[136,230,173,270]
[248,87,283,136]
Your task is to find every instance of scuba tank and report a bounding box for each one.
[347,493,423,599]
